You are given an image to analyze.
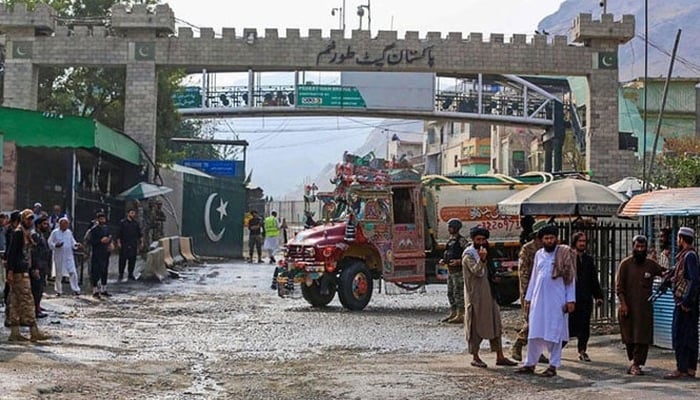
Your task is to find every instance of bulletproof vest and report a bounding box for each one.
[444,235,466,261]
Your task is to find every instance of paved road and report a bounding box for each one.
[0,260,696,399]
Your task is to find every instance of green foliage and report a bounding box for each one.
[2,0,222,166]
[648,137,700,188]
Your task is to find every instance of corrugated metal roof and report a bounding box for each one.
[619,187,700,217]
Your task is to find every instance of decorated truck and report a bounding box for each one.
[276,152,550,310]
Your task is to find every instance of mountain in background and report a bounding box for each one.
[283,120,424,199]
[538,0,700,82]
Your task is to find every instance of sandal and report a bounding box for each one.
[628,365,644,376]
[578,352,591,362]
[514,366,535,374]
[663,370,689,380]
[496,358,518,367]
[540,366,557,377]
[471,359,488,368]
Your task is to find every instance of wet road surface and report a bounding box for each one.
[0,260,697,399]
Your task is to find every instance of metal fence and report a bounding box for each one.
[557,219,642,323]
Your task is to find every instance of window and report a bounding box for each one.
[454,155,458,168]
[392,188,415,224]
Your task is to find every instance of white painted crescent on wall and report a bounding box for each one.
[15,45,26,57]
[601,55,615,67]
[204,193,226,242]
[138,46,150,58]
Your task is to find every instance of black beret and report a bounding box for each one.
[469,226,490,239]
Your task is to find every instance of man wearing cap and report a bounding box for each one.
[515,224,576,377]
[511,220,546,362]
[4,209,50,341]
[615,234,664,376]
[32,202,43,219]
[89,212,113,299]
[439,218,468,323]
[664,227,699,379]
[30,215,52,318]
[462,226,517,368]
[48,217,82,297]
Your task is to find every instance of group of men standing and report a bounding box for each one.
[442,217,699,379]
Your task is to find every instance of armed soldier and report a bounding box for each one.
[439,218,468,323]
[148,200,166,242]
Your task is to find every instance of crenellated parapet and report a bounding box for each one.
[110,3,175,36]
[170,26,570,47]
[573,13,635,45]
[0,2,56,35]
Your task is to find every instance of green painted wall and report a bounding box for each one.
[182,174,246,258]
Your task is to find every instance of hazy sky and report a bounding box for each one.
[164,0,566,198]
[166,0,564,36]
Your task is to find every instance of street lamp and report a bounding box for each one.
[331,0,346,32]
[357,1,371,32]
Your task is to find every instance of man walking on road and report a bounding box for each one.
[263,210,281,264]
[117,208,142,281]
[568,231,604,362]
[615,235,664,376]
[48,217,82,297]
[664,227,699,379]
[462,226,517,369]
[515,225,576,377]
[440,218,468,323]
[247,210,263,264]
[89,212,112,299]
[30,216,52,318]
[511,221,547,362]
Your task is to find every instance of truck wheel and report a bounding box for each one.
[496,277,520,306]
[337,261,373,311]
[301,280,336,307]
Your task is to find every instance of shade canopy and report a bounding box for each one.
[498,178,627,217]
[0,106,141,165]
[618,187,700,217]
[116,182,173,200]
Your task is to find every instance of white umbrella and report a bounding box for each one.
[498,178,627,217]
[116,182,173,200]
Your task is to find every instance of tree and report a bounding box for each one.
[648,136,700,188]
[1,0,221,166]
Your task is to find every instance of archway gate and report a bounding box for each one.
[1,3,637,182]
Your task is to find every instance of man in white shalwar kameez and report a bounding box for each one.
[515,225,576,377]
[48,218,81,296]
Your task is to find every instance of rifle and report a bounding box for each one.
[648,266,675,303]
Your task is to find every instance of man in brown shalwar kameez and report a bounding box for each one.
[462,226,517,368]
[615,235,664,375]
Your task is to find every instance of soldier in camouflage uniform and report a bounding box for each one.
[148,200,166,242]
[440,218,469,323]
[511,221,548,363]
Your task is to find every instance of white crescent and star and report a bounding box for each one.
[137,46,151,59]
[601,54,615,67]
[204,193,228,242]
